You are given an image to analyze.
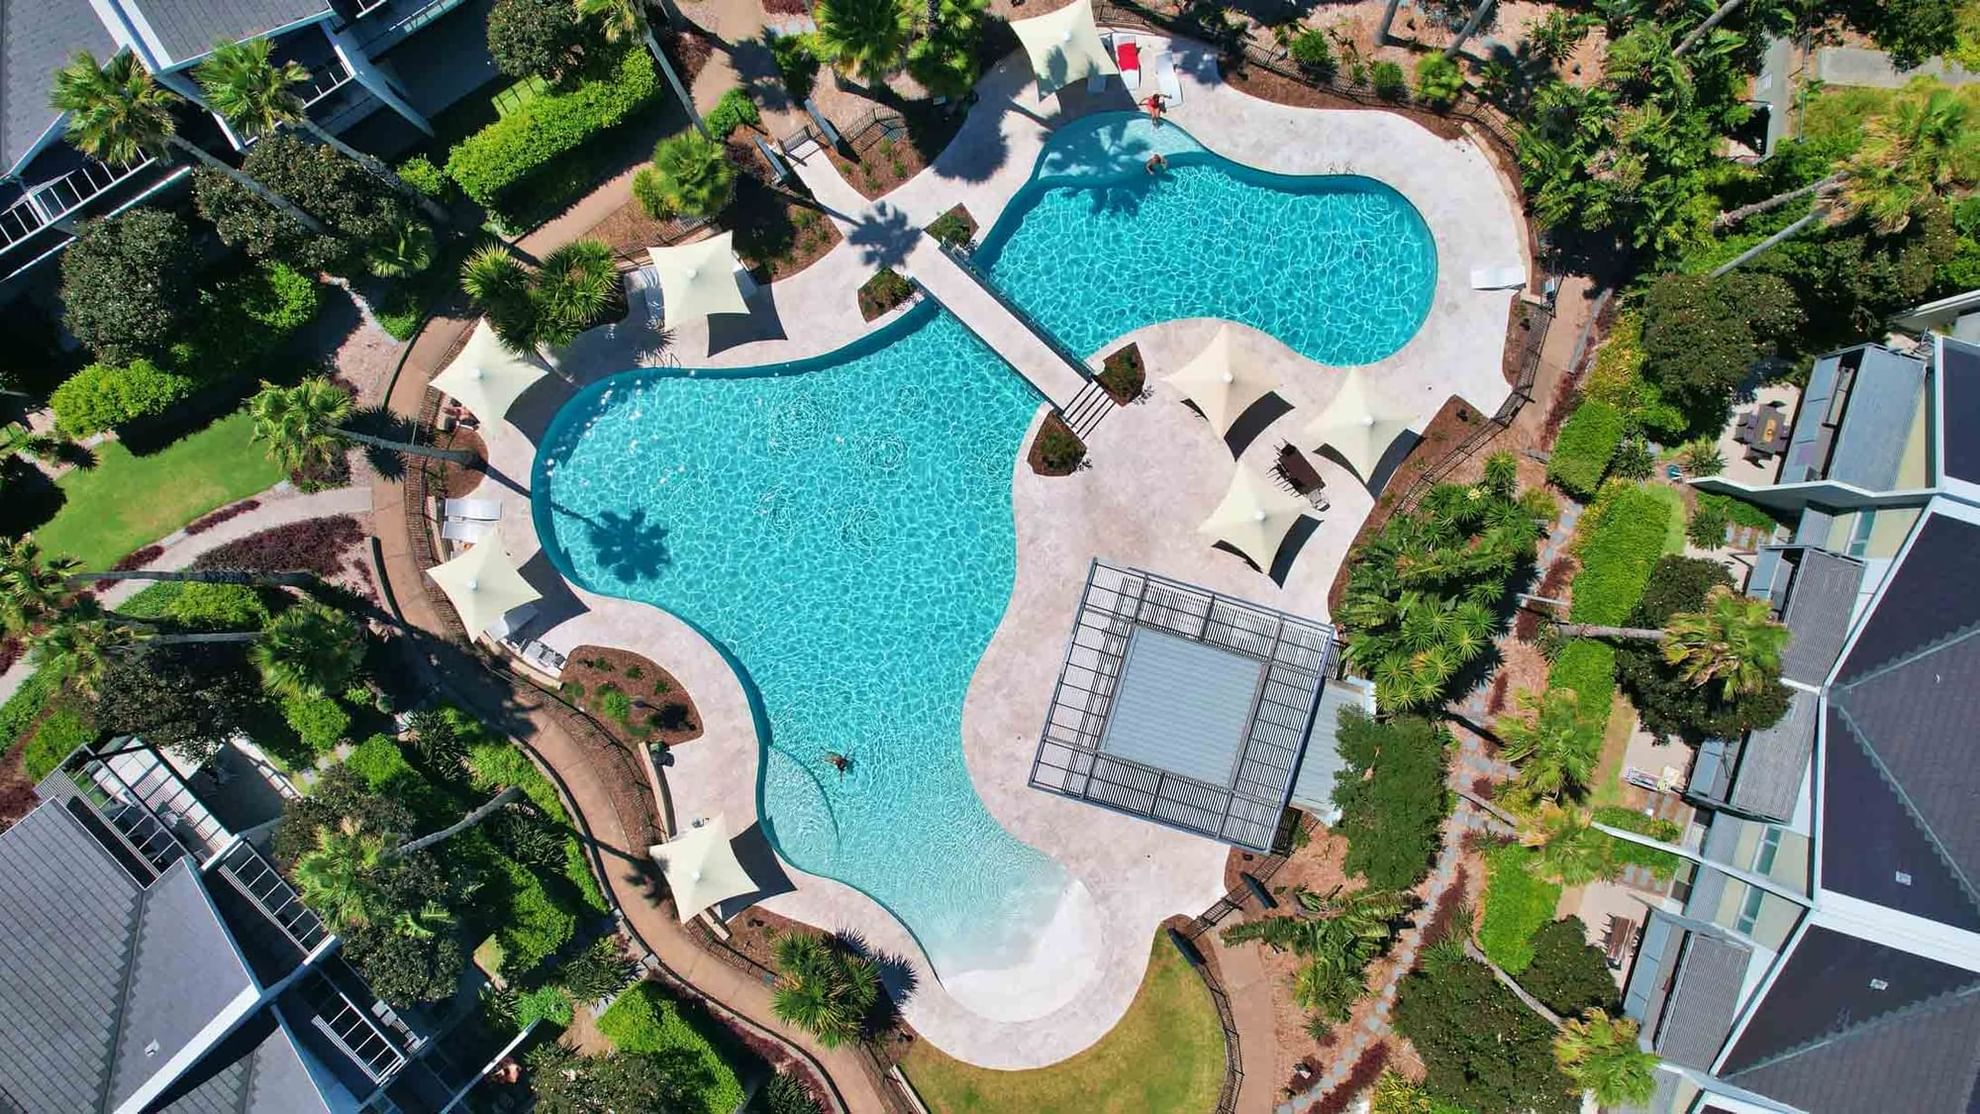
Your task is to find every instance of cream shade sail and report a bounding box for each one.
[431,319,550,424]
[425,541,541,637]
[648,232,750,329]
[1010,0,1117,95]
[1302,368,1415,483]
[1164,325,1278,434]
[1197,467,1312,571]
[650,814,757,922]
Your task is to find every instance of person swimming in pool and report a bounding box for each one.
[1143,92,1167,124]
[825,750,851,777]
[1146,152,1168,174]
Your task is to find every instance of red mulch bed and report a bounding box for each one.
[1420,864,1473,946]
[1327,395,1487,613]
[659,28,714,86]
[1311,1043,1391,1114]
[1220,63,1469,142]
[1027,413,1086,476]
[95,545,165,589]
[191,515,365,578]
[185,498,261,536]
[560,645,703,748]
[1514,558,1575,641]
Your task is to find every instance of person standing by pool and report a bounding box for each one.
[1143,92,1167,125]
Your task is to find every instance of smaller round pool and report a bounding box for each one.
[977,113,1439,367]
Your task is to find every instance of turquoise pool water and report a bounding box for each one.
[979,114,1438,367]
[534,305,1069,977]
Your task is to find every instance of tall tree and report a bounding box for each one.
[0,537,79,634]
[1558,586,1788,699]
[248,377,476,470]
[295,818,397,930]
[51,50,324,234]
[1222,886,1405,1019]
[771,933,880,1048]
[576,0,706,135]
[1553,1009,1659,1106]
[251,600,364,701]
[814,0,917,86]
[196,38,449,225]
[1494,688,1593,803]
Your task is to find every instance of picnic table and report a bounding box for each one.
[1734,404,1789,455]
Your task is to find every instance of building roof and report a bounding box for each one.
[1776,548,1863,685]
[1941,336,1980,486]
[1287,677,1375,820]
[1781,345,1927,489]
[1101,628,1264,784]
[1654,927,1752,1069]
[125,0,331,66]
[1717,925,1980,1113]
[1821,510,1980,930]
[155,1009,337,1114]
[1727,688,1815,822]
[1,0,116,173]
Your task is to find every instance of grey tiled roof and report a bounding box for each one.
[1941,337,1980,483]
[1826,346,1926,490]
[125,0,330,64]
[156,1010,334,1114]
[1728,687,1816,822]
[1777,548,1863,685]
[1653,930,1751,1070]
[1,0,115,172]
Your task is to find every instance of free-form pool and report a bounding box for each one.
[979,114,1438,367]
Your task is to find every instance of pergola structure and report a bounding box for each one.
[1030,560,1336,851]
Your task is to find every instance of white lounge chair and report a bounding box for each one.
[1155,50,1182,104]
[1470,265,1527,291]
[485,601,538,642]
[440,519,489,545]
[1115,35,1142,91]
[444,497,502,521]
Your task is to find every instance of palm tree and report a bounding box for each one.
[461,246,538,350]
[195,38,448,225]
[367,217,436,279]
[815,0,916,86]
[52,50,324,235]
[1529,809,1606,885]
[771,933,880,1048]
[634,132,736,220]
[576,0,707,136]
[396,786,525,855]
[1222,886,1404,1019]
[1554,1009,1659,1106]
[1556,586,1787,699]
[533,239,619,347]
[28,616,135,694]
[1,422,65,470]
[249,377,475,471]
[0,537,80,634]
[1443,0,1499,59]
[295,818,397,931]
[251,601,364,700]
[1495,688,1592,803]
[1673,0,1744,57]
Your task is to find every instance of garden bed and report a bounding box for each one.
[1098,342,1146,404]
[729,151,842,281]
[558,645,703,747]
[1027,413,1087,476]
[1325,395,1486,613]
[429,424,487,499]
[856,267,916,321]
[925,203,978,249]
[1219,60,1470,143]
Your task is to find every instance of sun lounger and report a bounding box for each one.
[440,519,489,545]
[1470,265,1527,290]
[485,601,538,643]
[1155,51,1182,104]
[1115,37,1142,90]
[444,497,501,521]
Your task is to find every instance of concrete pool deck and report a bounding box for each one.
[446,31,1525,1071]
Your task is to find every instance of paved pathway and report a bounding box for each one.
[0,484,374,706]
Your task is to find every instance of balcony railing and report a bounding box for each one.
[298,971,411,1083]
[0,155,153,252]
[299,51,356,108]
[214,840,331,954]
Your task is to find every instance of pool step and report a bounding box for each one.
[1061,379,1115,440]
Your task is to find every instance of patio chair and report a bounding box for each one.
[1115,35,1143,91]
[444,497,502,521]
[1155,51,1183,104]
[803,98,842,149]
[440,518,490,545]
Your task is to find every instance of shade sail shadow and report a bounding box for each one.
[1267,513,1323,587]
[707,292,787,356]
[710,820,797,920]
[1223,392,1295,457]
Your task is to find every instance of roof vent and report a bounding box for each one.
[1870,978,1890,991]
[144,1040,160,1057]
[1895,870,1913,885]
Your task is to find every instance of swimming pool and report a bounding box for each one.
[978,114,1438,367]
[534,305,1071,980]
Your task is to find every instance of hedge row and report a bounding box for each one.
[1546,399,1626,500]
[597,982,748,1114]
[446,49,659,206]
[1567,484,1673,624]
[1547,639,1616,758]
[1477,844,1561,974]
[467,736,608,913]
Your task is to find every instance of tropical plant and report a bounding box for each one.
[906,0,988,99]
[704,87,762,136]
[1558,585,1787,699]
[534,238,619,347]
[1525,10,1595,67]
[367,217,437,279]
[1554,1009,1659,1106]
[1221,886,1405,1020]
[557,935,638,1002]
[1677,439,1725,477]
[196,38,448,224]
[294,818,397,931]
[1415,54,1464,108]
[251,601,363,700]
[52,50,323,233]
[814,0,917,85]
[1495,688,1594,803]
[249,377,475,470]
[633,131,736,220]
[770,933,880,1048]
[462,245,536,346]
[0,536,80,634]
[1527,809,1606,885]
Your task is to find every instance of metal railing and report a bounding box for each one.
[1,155,153,251]
[299,51,356,108]
[1171,840,1295,1114]
[213,840,331,954]
[1390,298,1553,515]
[935,239,1095,387]
[299,971,411,1083]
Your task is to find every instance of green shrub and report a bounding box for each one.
[1371,59,1407,99]
[1568,484,1672,624]
[1591,805,1680,843]
[1518,916,1619,1017]
[488,0,592,81]
[1546,639,1616,754]
[346,733,419,790]
[397,155,447,197]
[282,694,351,755]
[59,209,197,364]
[770,33,823,102]
[598,982,749,1114]
[705,87,762,136]
[1477,845,1561,974]
[1033,417,1086,472]
[857,267,915,319]
[1686,501,1730,549]
[1414,53,1464,108]
[1289,29,1334,75]
[1546,400,1626,499]
[164,582,270,631]
[759,1073,825,1114]
[1332,710,1450,891]
[170,263,320,380]
[595,684,634,723]
[1394,954,1579,1114]
[1696,492,1783,532]
[51,359,194,436]
[515,983,575,1027]
[926,208,974,248]
[446,48,659,207]
[467,735,608,912]
[494,856,579,976]
[23,704,96,781]
[633,132,736,219]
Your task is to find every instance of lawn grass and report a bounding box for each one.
[34,410,282,568]
[1644,484,1687,555]
[900,935,1224,1114]
[1477,845,1563,975]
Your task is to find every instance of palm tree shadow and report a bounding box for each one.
[588,508,671,581]
[846,203,919,269]
[347,404,416,482]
